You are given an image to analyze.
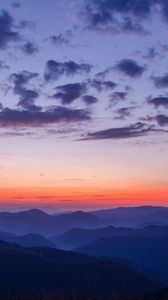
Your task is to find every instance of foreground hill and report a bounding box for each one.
[141,287,168,300]
[2,286,168,300]
[0,239,158,298]
[75,235,168,281]
[52,224,168,250]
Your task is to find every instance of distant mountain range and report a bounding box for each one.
[0,209,104,235]
[0,239,159,298]
[0,231,56,248]
[91,205,168,227]
[52,224,168,250]
[0,206,168,236]
[0,206,167,298]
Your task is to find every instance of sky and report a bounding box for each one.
[0,0,168,212]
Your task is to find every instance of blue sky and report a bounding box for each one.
[0,0,168,211]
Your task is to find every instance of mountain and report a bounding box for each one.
[0,209,104,236]
[12,234,56,248]
[0,231,56,248]
[0,239,159,298]
[0,230,17,240]
[51,210,104,232]
[138,225,168,237]
[91,206,160,218]
[1,206,168,236]
[0,209,52,235]
[52,225,135,250]
[75,235,168,281]
[52,224,168,250]
[91,206,168,227]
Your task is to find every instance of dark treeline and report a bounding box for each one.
[2,289,168,300]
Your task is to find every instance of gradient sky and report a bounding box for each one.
[0,0,168,212]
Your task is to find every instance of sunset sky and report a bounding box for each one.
[0,0,168,212]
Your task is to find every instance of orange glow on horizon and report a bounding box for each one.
[0,184,168,208]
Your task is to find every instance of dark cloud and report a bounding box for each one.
[118,18,149,35]
[147,114,168,126]
[160,44,168,52]
[115,106,135,120]
[49,30,72,46]
[47,127,78,135]
[44,60,92,82]
[52,83,86,104]
[152,73,168,88]
[1,130,34,137]
[0,106,90,128]
[147,96,168,108]
[83,0,168,34]
[12,2,21,8]
[10,71,38,88]
[90,79,117,91]
[95,68,111,80]
[82,0,152,35]
[17,89,39,110]
[21,41,39,55]
[18,20,35,30]
[0,60,9,70]
[0,10,20,49]
[115,59,146,77]
[80,122,154,141]
[82,95,98,105]
[10,71,39,109]
[142,47,159,60]
[111,92,127,100]
[109,92,127,106]
[157,0,168,22]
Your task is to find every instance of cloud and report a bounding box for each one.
[142,47,159,60]
[52,83,86,104]
[0,106,90,128]
[157,0,168,22]
[82,0,168,35]
[18,20,35,30]
[95,68,111,79]
[82,95,98,105]
[47,127,78,135]
[49,30,72,46]
[115,59,146,77]
[90,79,117,91]
[10,71,39,109]
[147,96,168,108]
[10,71,39,88]
[147,114,168,126]
[21,41,39,55]
[152,73,168,88]
[109,92,127,106]
[17,89,39,110]
[115,106,135,120]
[82,0,151,35]
[44,60,92,82]
[0,60,9,70]
[110,92,127,100]
[79,122,154,140]
[0,10,20,49]
[12,2,21,9]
